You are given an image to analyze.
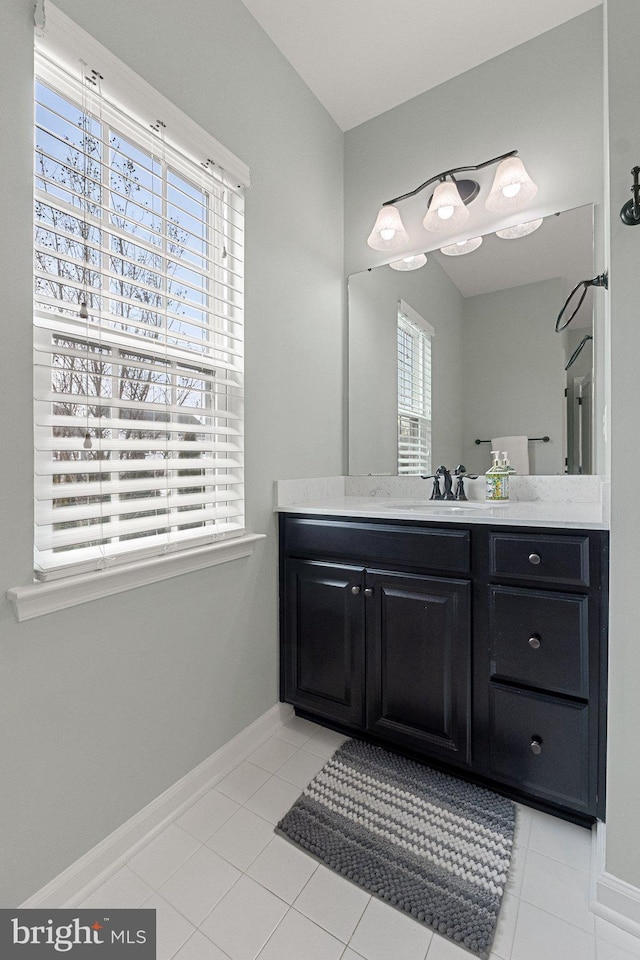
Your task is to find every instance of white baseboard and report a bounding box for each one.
[20,702,294,909]
[591,821,640,938]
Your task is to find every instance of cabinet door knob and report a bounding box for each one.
[364,587,373,597]
[351,585,361,595]
[530,738,543,756]
[528,553,541,565]
[528,635,541,649]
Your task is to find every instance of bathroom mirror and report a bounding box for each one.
[348,204,595,477]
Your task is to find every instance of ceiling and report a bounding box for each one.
[239,0,602,131]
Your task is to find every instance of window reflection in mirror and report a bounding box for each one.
[397,301,433,475]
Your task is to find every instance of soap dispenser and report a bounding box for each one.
[501,452,516,475]
[486,451,509,502]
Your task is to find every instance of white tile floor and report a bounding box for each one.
[80,716,640,960]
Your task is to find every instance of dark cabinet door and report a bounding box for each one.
[366,571,471,765]
[282,558,366,727]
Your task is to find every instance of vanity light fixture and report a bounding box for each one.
[440,237,483,256]
[367,204,410,251]
[423,180,470,232]
[485,156,537,212]
[366,150,537,251]
[495,218,543,239]
[389,253,427,271]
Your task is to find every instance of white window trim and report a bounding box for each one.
[7,533,265,622]
[398,299,435,340]
[37,4,250,189]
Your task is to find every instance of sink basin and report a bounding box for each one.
[376,499,491,512]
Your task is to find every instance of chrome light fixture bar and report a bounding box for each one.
[367,149,537,251]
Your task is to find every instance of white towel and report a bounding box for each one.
[491,436,530,475]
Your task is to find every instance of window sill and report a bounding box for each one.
[7,534,266,622]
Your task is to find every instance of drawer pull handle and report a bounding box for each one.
[364,587,374,598]
[528,635,541,650]
[351,585,361,595]
[528,553,541,565]
[530,738,543,756]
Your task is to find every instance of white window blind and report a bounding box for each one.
[397,301,433,476]
[34,29,246,580]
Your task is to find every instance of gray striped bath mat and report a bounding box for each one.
[277,738,514,959]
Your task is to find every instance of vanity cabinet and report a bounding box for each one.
[281,518,471,765]
[279,513,608,822]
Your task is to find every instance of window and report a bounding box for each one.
[397,301,433,476]
[33,20,247,581]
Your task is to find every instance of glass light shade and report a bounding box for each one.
[440,236,483,256]
[496,218,543,239]
[423,181,470,232]
[389,253,427,271]
[367,204,409,251]
[485,157,537,212]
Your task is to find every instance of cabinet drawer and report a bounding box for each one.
[489,532,589,587]
[283,517,470,573]
[489,586,589,698]
[488,685,591,811]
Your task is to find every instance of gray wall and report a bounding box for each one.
[348,260,464,475]
[0,0,344,905]
[460,279,566,475]
[604,0,640,890]
[344,9,604,277]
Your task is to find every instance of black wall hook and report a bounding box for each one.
[620,166,640,225]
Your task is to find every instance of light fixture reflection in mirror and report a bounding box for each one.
[389,253,428,271]
[440,237,483,256]
[496,218,543,239]
[349,204,596,478]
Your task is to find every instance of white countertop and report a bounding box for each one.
[276,496,608,530]
[273,476,610,530]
